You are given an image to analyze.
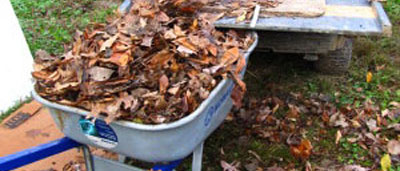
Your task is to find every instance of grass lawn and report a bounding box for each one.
[10,0,400,170]
[11,0,118,55]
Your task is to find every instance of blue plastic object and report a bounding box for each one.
[0,137,81,171]
[152,160,183,171]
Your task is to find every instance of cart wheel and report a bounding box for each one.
[315,38,353,74]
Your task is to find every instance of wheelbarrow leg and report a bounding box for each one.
[82,145,95,171]
[192,142,204,171]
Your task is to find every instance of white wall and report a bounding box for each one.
[0,0,34,114]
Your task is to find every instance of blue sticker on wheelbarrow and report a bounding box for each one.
[79,117,118,149]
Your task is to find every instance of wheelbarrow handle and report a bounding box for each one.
[0,137,81,171]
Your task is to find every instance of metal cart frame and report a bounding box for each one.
[213,0,391,74]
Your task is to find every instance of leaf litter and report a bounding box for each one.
[32,0,255,124]
[224,90,400,170]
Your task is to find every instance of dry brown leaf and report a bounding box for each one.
[108,51,131,66]
[177,46,196,55]
[389,101,400,108]
[290,139,313,160]
[266,167,285,171]
[231,85,245,108]
[168,86,180,95]
[140,9,155,18]
[335,130,342,144]
[100,34,119,52]
[149,50,174,68]
[88,67,115,82]
[174,25,185,37]
[164,29,177,40]
[207,44,218,56]
[141,36,153,47]
[221,160,240,171]
[54,82,80,92]
[388,140,400,155]
[339,165,369,171]
[235,55,246,74]
[72,31,83,55]
[174,37,197,52]
[159,74,169,94]
[221,47,240,66]
[157,11,170,22]
[286,104,299,120]
[366,119,379,132]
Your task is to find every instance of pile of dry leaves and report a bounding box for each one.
[32,0,255,124]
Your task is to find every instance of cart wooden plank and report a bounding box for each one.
[204,0,326,18]
[260,0,326,17]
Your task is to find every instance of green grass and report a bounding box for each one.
[337,138,372,166]
[10,0,118,56]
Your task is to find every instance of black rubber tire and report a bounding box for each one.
[315,38,353,74]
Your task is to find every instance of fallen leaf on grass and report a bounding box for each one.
[388,123,400,132]
[231,85,245,108]
[244,158,259,171]
[366,119,379,132]
[335,130,342,144]
[382,109,390,117]
[305,161,312,171]
[286,104,299,120]
[339,165,369,171]
[366,72,373,83]
[329,113,349,128]
[221,160,240,171]
[290,139,313,160]
[389,101,400,108]
[380,154,391,171]
[266,167,285,171]
[388,140,400,155]
[272,104,279,114]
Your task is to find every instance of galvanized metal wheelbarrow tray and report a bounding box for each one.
[32,33,258,169]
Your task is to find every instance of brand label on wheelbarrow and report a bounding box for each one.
[204,83,234,127]
[79,117,118,149]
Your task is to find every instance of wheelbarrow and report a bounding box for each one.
[0,32,258,171]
